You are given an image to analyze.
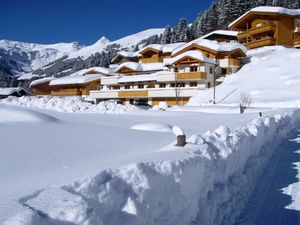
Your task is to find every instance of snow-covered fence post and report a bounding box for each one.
[172,126,186,147]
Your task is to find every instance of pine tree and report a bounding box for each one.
[161,25,173,44]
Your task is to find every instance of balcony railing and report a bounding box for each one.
[176,72,207,80]
[237,22,276,40]
[246,37,276,49]
[51,89,82,96]
[294,37,300,46]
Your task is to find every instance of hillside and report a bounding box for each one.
[188,47,300,108]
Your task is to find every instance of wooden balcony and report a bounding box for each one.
[246,37,276,49]
[51,89,82,96]
[248,24,276,36]
[229,59,240,67]
[237,31,249,40]
[118,90,148,98]
[294,38,300,46]
[31,91,51,96]
[176,72,207,80]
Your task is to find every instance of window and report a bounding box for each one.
[171,83,176,87]
[190,82,197,87]
[190,66,198,72]
[113,86,120,90]
[209,66,214,74]
[138,84,144,89]
[125,85,130,89]
[174,67,178,72]
[159,83,166,88]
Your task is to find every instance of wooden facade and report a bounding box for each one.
[229,10,300,49]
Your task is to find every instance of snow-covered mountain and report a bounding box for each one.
[0,28,164,82]
[0,39,83,74]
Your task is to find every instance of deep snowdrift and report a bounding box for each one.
[0,96,137,114]
[188,47,300,108]
[7,109,300,225]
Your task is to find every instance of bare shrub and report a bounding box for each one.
[239,91,252,114]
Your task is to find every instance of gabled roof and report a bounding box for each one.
[229,7,300,29]
[30,77,55,88]
[172,38,247,56]
[114,62,167,73]
[73,67,115,76]
[0,87,24,96]
[139,43,186,54]
[201,30,238,40]
[164,50,216,65]
[111,51,141,63]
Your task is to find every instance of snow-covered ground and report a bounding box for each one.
[188,47,300,109]
[1,103,299,225]
[1,96,137,114]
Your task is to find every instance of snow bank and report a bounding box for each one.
[188,47,300,108]
[0,96,137,114]
[131,123,173,133]
[8,109,300,225]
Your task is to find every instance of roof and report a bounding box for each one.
[229,7,300,28]
[164,50,216,65]
[111,51,141,63]
[172,38,247,56]
[115,62,167,73]
[0,87,24,96]
[139,42,186,54]
[49,74,102,86]
[201,30,238,39]
[30,77,55,87]
[71,67,115,76]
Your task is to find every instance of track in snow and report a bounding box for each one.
[235,131,300,225]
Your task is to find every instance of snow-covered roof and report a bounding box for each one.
[164,50,216,65]
[70,67,115,76]
[0,87,24,96]
[172,38,247,56]
[201,30,238,39]
[30,77,55,87]
[229,7,300,28]
[115,62,167,73]
[139,42,186,54]
[49,74,102,86]
[111,51,141,63]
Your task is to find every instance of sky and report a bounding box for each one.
[0,0,212,45]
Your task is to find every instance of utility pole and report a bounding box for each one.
[213,60,219,104]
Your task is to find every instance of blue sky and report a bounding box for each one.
[0,0,212,45]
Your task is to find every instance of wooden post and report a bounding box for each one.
[176,135,186,147]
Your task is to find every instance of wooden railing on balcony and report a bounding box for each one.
[176,72,207,80]
[229,59,240,67]
[118,91,148,98]
[246,37,276,49]
[31,91,52,96]
[248,24,276,36]
[51,89,82,96]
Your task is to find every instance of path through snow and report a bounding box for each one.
[236,131,300,225]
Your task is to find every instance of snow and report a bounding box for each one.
[49,74,102,86]
[229,6,300,28]
[0,96,137,114]
[118,74,157,83]
[115,62,167,73]
[0,39,82,71]
[69,28,164,59]
[172,126,185,136]
[164,50,216,65]
[29,77,55,87]
[172,38,247,56]
[0,87,24,96]
[4,108,299,225]
[139,42,186,54]
[69,66,115,76]
[131,123,173,133]
[111,51,141,63]
[188,47,300,108]
[200,30,238,39]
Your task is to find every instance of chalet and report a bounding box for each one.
[111,51,141,65]
[30,67,115,97]
[201,30,238,43]
[89,40,246,106]
[228,6,300,49]
[0,87,26,99]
